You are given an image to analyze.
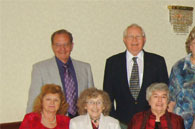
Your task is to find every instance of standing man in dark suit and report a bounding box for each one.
[26,29,94,118]
[103,24,169,129]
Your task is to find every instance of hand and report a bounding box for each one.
[168,101,176,112]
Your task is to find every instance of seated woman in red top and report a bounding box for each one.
[20,84,70,129]
[128,83,184,129]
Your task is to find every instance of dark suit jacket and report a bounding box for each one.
[103,51,169,124]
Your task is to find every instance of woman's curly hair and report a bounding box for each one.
[33,84,69,115]
[77,88,111,116]
[185,26,195,54]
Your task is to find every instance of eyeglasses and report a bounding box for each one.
[86,101,103,106]
[53,43,72,48]
[126,35,143,41]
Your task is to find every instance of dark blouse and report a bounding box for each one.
[155,122,160,129]
[128,109,185,129]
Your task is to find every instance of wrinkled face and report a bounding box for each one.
[42,93,61,113]
[123,26,146,56]
[190,39,195,56]
[85,95,105,119]
[52,34,73,63]
[149,90,168,114]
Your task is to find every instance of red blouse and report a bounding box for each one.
[128,110,185,129]
[19,112,70,129]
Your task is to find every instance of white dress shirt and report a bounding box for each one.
[126,50,144,88]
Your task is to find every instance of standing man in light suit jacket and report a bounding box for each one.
[103,24,169,129]
[26,29,94,118]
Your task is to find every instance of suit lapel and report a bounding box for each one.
[86,114,94,129]
[120,52,133,96]
[98,114,106,129]
[71,59,81,94]
[141,51,151,89]
[85,113,107,129]
[49,57,63,87]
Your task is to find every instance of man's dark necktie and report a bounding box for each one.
[129,57,140,100]
[63,64,77,116]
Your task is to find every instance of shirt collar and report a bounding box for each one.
[183,53,193,70]
[150,109,167,120]
[87,113,103,123]
[55,56,72,67]
[126,50,144,62]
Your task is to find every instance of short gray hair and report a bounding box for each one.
[123,23,146,38]
[146,83,169,101]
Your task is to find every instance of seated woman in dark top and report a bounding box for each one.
[128,83,184,129]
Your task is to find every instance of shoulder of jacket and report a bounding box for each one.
[57,114,70,120]
[33,57,55,66]
[168,112,183,120]
[103,116,119,124]
[106,52,126,61]
[71,115,87,122]
[24,112,40,120]
[144,51,165,59]
[72,58,90,66]
[172,58,185,69]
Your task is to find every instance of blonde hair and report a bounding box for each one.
[33,84,69,115]
[77,88,111,116]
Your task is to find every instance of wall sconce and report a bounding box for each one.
[168,5,194,34]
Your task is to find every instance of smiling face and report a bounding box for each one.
[123,26,146,56]
[149,90,168,115]
[42,93,61,113]
[52,33,73,63]
[85,95,105,120]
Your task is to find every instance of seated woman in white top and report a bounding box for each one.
[70,88,121,129]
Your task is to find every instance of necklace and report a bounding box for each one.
[91,118,100,123]
[94,119,99,123]
[42,113,56,124]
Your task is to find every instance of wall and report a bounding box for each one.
[1,0,194,123]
